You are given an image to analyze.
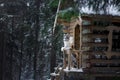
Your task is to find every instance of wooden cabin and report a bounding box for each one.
[51,15,120,80]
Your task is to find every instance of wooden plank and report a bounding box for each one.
[90,59,120,63]
[92,34,108,38]
[83,34,108,38]
[82,42,108,47]
[92,26,108,30]
[82,51,120,56]
[92,67,120,70]
[91,73,120,77]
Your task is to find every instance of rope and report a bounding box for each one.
[53,0,61,34]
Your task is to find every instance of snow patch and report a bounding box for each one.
[64,67,83,72]
[0,3,4,7]
[50,73,60,76]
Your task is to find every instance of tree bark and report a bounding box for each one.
[50,30,56,73]
[33,0,41,80]
[0,22,4,80]
[10,17,14,80]
[2,30,6,80]
[19,27,24,80]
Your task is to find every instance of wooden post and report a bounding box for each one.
[53,0,61,33]
[80,52,82,68]
[55,76,60,80]
[78,52,80,69]
[108,30,113,52]
[68,49,71,70]
[63,50,66,68]
[79,17,82,69]
[78,52,82,69]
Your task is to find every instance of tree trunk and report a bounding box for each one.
[33,0,41,80]
[0,23,4,80]
[10,17,14,80]
[50,30,56,73]
[19,28,23,80]
[2,31,6,80]
[0,21,7,80]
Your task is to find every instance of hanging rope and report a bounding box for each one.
[53,0,62,34]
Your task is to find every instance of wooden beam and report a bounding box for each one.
[82,42,108,47]
[90,59,120,63]
[91,73,120,77]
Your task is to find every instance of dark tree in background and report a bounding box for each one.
[0,20,6,80]
[0,0,119,80]
[0,0,42,80]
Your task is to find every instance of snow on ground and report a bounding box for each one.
[50,73,60,76]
